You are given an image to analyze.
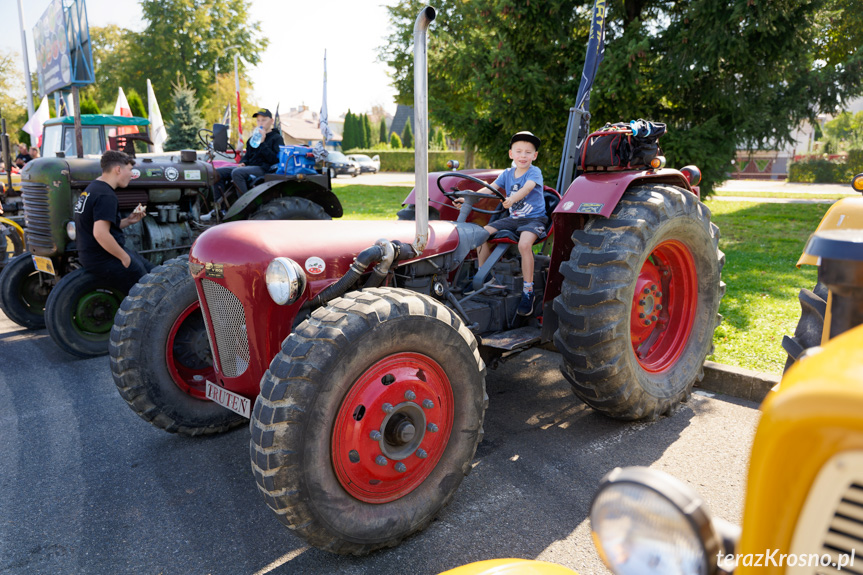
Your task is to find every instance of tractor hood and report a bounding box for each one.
[190,219,463,281]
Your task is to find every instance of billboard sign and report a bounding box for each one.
[33,0,94,96]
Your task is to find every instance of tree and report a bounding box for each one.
[379,118,388,144]
[824,111,863,151]
[0,49,29,145]
[390,132,402,149]
[85,2,267,122]
[342,110,354,150]
[166,78,205,150]
[401,120,413,149]
[126,89,147,118]
[204,73,259,145]
[381,0,863,193]
[362,114,373,148]
[80,95,101,115]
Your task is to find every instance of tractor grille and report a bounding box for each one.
[21,182,55,253]
[819,484,863,571]
[200,279,250,378]
[789,452,863,575]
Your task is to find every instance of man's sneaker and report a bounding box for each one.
[517,291,535,316]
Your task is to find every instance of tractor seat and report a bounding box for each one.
[488,188,561,244]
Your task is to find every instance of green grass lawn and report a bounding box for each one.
[333,185,410,220]
[332,186,827,374]
[714,190,855,200]
[704,200,829,373]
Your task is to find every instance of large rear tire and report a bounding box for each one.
[249,196,331,221]
[45,268,125,358]
[110,257,244,435]
[553,184,724,420]
[0,223,25,268]
[0,253,52,329]
[781,278,827,372]
[251,288,487,555]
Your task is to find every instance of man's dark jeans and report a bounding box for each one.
[215,165,266,203]
[84,248,155,293]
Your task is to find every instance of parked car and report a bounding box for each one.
[326,151,359,178]
[347,153,379,173]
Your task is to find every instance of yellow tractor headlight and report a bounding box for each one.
[853,173,863,193]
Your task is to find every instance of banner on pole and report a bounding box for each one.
[33,0,94,97]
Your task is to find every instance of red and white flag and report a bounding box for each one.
[23,96,50,148]
[114,87,132,117]
[114,87,138,135]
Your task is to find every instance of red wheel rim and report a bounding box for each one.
[165,301,215,399]
[630,240,698,373]
[332,352,455,504]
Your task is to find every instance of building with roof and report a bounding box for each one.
[280,106,343,150]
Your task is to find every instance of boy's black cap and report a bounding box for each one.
[510,131,541,150]
[252,109,273,118]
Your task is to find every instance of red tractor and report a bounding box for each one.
[111,4,723,555]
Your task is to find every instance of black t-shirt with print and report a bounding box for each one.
[73,180,125,267]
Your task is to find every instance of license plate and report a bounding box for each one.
[31,255,55,275]
[205,380,251,418]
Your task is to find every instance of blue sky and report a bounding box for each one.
[2,0,402,117]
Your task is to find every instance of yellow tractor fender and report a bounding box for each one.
[797,196,863,268]
[0,216,24,246]
[439,559,579,575]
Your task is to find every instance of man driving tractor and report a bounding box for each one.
[214,108,284,205]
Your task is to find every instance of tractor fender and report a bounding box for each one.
[0,217,25,243]
[796,197,863,267]
[541,168,694,342]
[225,175,342,220]
[553,168,693,219]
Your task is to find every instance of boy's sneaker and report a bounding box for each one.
[517,291,535,316]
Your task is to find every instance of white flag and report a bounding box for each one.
[23,96,50,147]
[147,79,167,153]
[319,50,334,143]
[114,87,132,117]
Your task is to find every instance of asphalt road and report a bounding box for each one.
[0,310,761,575]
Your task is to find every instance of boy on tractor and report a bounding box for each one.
[214,108,284,205]
[458,131,546,315]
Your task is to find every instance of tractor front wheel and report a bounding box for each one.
[0,253,53,329]
[554,184,724,420]
[250,288,487,555]
[45,268,125,357]
[110,257,244,435]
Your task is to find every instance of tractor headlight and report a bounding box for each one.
[266,257,306,305]
[66,221,77,241]
[590,467,723,575]
[853,173,863,193]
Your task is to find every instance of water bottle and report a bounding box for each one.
[249,127,263,149]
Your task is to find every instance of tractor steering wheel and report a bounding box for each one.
[436,172,507,215]
[198,128,237,157]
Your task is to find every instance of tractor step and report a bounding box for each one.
[481,326,541,351]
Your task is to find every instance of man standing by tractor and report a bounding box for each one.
[73,150,151,292]
[214,108,284,204]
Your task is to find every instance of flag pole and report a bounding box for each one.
[16,0,35,119]
[72,86,83,158]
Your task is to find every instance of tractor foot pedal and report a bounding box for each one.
[481,326,541,351]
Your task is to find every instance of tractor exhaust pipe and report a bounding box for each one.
[412,5,436,255]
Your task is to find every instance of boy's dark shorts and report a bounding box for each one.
[488,216,548,239]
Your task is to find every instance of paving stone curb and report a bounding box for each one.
[696,361,780,404]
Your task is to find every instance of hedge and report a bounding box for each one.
[788,152,860,183]
[344,149,492,172]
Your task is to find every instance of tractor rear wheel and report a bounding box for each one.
[250,287,487,555]
[554,184,724,420]
[0,223,24,268]
[45,268,125,357]
[0,253,52,329]
[781,278,828,372]
[249,196,331,221]
[110,257,244,435]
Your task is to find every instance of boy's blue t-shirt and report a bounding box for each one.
[493,165,545,219]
